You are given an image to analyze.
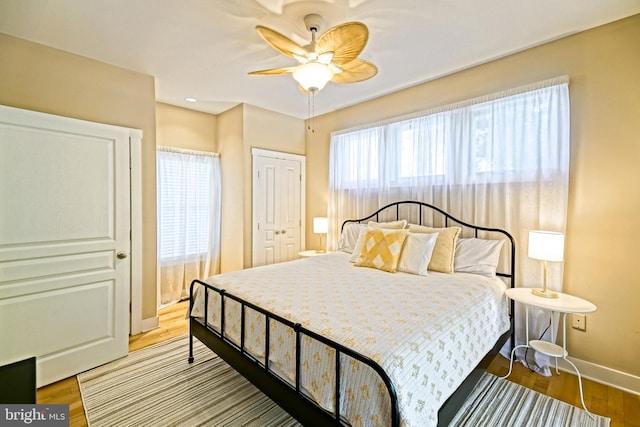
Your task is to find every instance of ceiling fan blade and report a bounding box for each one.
[315,22,368,66]
[331,59,378,83]
[255,26,309,59]
[248,66,296,75]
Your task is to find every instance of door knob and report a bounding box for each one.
[117,251,128,259]
[281,229,287,234]
[275,230,281,235]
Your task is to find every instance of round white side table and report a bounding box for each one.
[501,287,597,417]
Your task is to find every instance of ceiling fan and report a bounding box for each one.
[249,13,378,93]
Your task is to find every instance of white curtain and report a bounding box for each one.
[156,147,221,307]
[328,77,570,374]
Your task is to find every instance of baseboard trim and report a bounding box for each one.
[140,316,159,333]
[557,356,640,396]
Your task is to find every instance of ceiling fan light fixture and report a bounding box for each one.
[292,61,333,92]
[250,14,376,104]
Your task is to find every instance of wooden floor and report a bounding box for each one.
[37,300,639,427]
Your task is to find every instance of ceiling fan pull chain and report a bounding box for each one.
[306,91,315,133]
[312,91,315,133]
[307,92,311,131]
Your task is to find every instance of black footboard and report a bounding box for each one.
[189,279,400,427]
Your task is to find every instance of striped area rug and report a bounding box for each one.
[448,371,610,426]
[78,335,300,426]
[78,335,610,427]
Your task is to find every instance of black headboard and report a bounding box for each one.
[341,200,516,286]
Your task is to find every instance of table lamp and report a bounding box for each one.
[313,217,328,253]
[528,230,564,298]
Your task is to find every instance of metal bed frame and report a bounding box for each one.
[189,200,515,426]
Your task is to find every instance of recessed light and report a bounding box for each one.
[185,97,197,103]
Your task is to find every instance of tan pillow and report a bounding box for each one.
[367,219,407,229]
[408,224,461,273]
[355,228,409,273]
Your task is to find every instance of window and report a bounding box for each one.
[157,151,214,261]
[156,147,221,305]
[389,118,447,183]
[331,82,566,189]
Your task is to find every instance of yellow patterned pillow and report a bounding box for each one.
[355,228,409,273]
[408,224,461,273]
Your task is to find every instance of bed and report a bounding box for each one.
[188,201,515,426]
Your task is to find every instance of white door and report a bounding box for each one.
[0,106,131,387]
[252,150,304,267]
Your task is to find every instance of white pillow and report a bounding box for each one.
[454,238,505,276]
[337,223,366,253]
[397,232,439,276]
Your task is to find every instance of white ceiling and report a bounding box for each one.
[1,0,638,119]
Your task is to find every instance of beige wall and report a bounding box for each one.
[305,128,331,245]
[216,105,246,273]
[243,104,306,155]
[0,32,158,322]
[306,14,640,378]
[156,102,217,152]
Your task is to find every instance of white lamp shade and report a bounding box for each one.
[292,62,333,92]
[313,217,328,234]
[528,230,564,262]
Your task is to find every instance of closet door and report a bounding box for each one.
[0,105,131,386]
[252,150,304,267]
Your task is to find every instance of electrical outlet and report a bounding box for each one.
[572,313,586,331]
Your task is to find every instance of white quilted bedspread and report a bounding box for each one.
[191,252,509,427]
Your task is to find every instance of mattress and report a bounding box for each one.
[190,252,510,427]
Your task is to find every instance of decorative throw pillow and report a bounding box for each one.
[408,224,461,273]
[397,232,440,276]
[367,219,407,229]
[349,220,407,262]
[355,228,409,273]
[454,238,505,276]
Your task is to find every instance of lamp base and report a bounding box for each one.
[532,288,558,299]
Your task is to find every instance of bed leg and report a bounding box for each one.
[188,332,194,364]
